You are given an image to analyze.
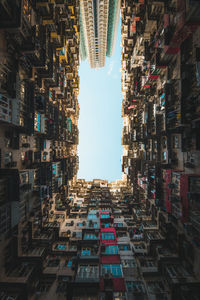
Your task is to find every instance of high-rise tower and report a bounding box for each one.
[80,0,120,68]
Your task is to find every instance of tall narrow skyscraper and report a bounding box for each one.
[80,0,120,68]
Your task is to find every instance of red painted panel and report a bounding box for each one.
[128,105,136,110]
[100,210,111,214]
[101,255,120,264]
[101,227,115,233]
[99,278,104,291]
[180,174,189,223]
[164,45,180,54]
[135,17,140,21]
[164,14,169,28]
[149,74,159,80]
[113,278,126,291]
[99,278,126,292]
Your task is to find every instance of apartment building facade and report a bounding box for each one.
[121,0,200,298]
[80,0,120,68]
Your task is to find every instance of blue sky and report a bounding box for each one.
[77,21,123,182]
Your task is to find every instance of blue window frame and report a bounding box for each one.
[77,222,83,227]
[88,214,98,220]
[104,223,110,228]
[114,223,123,227]
[102,264,122,278]
[105,245,118,254]
[81,249,91,256]
[58,244,66,250]
[67,260,72,267]
[101,214,110,219]
[118,244,130,251]
[101,232,115,240]
[84,233,98,240]
[126,281,145,293]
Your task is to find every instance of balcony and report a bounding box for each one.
[101,245,119,256]
[142,222,158,230]
[164,263,194,286]
[116,231,130,243]
[79,246,99,260]
[75,264,99,282]
[171,202,182,219]
[83,231,100,241]
[189,211,200,233]
[20,246,46,258]
[145,231,163,242]
[121,255,137,272]
[137,258,158,275]
[132,242,148,255]
[146,280,168,299]
[43,256,75,277]
[32,229,54,243]
[3,263,34,284]
[101,264,123,278]
[114,221,127,230]
[126,280,147,299]
[52,242,77,253]
[156,245,178,261]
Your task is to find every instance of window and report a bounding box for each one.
[146,261,155,267]
[114,223,123,227]
[117,232,127,238]
[65,222,72,227]
[118,244,131,251]
[121,259,136,268]
[88,214,98,220]
[77,222,83,227]
[134,244,145,250]
[147,281,165,293]
[84,233,98,240]
[57,244,66,250]
[162,151,167,162]
[81,248,91,256]
[101,214,110,219]
[126,281,145,293]
[172,135,179,149]
[140,260,155,267]
[74,232,82,238]
[77,265,99,279]
[67,260,72,267]
[105,245,118,255]
[189,177,200,193]
[101,264,122,278]
[93,222,98,228]
[101,232,115,240]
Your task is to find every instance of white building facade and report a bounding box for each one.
[80,0,120,68]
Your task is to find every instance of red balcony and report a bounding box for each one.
[101,255,120,264]
[100,278,126,292]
